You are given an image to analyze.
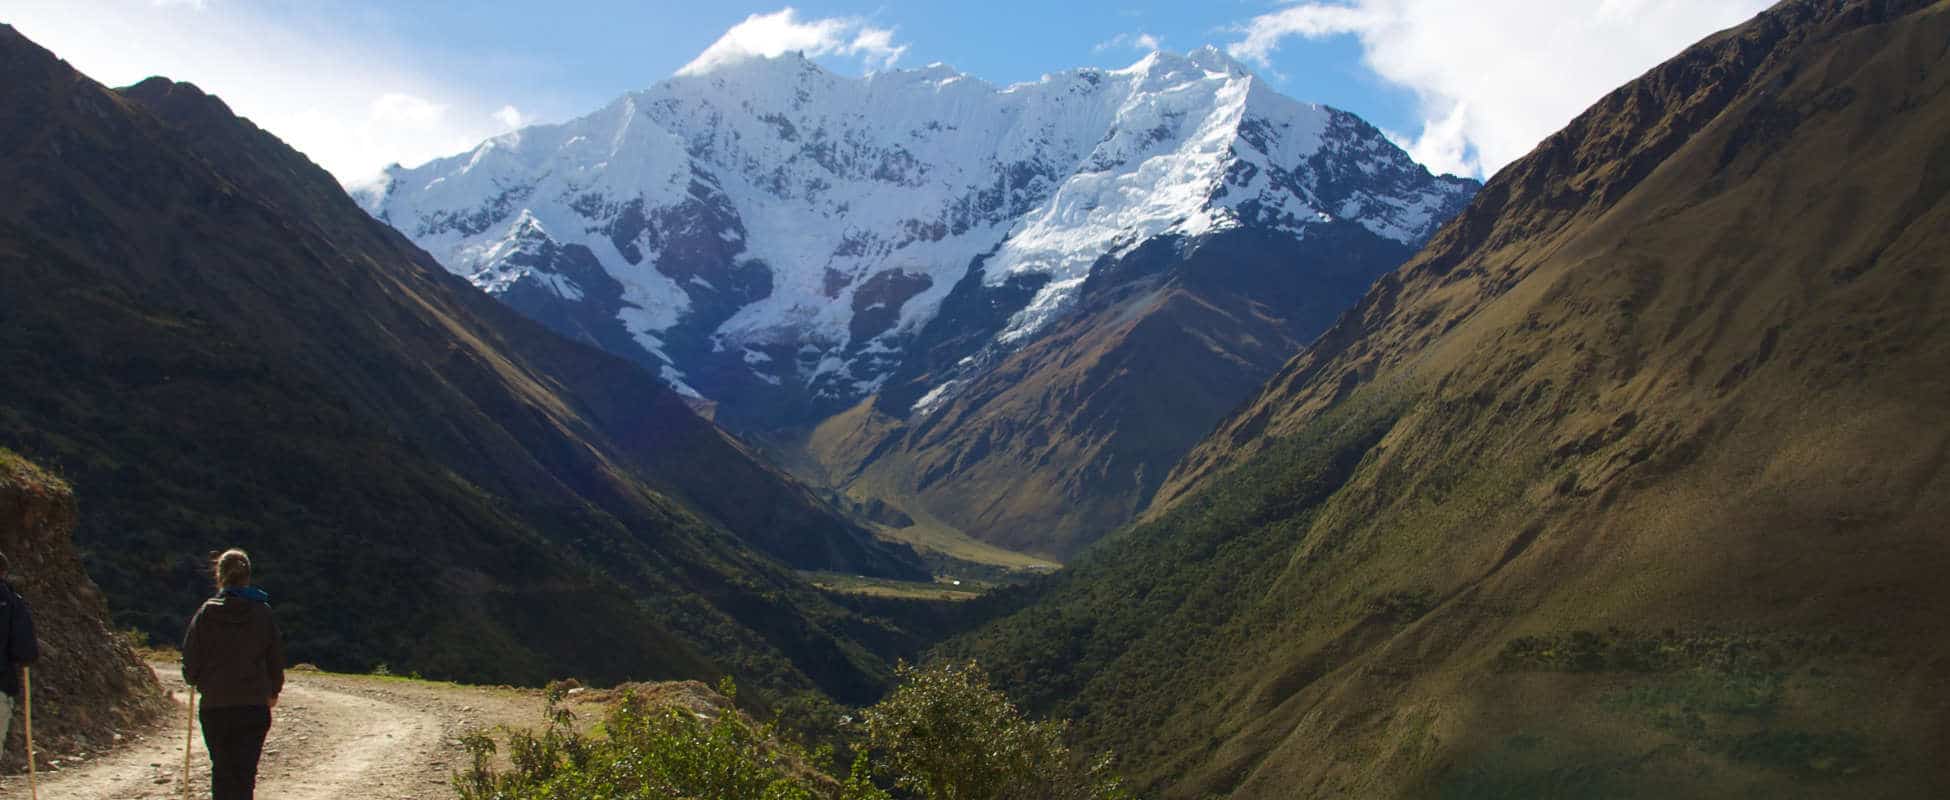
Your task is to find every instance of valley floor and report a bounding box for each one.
[3,662,543,800]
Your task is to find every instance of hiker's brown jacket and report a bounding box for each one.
[182,593,284,708]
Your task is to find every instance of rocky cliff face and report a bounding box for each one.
[0,450,167,773]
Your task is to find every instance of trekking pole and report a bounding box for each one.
[182,685,196,800]
[23,666,37,800]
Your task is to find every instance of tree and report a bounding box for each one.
[859,661,1128,800]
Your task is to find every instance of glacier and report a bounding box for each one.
[359,45,1475,420]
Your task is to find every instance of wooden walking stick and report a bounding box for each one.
[182,685,196,800]
[23,666,37,800]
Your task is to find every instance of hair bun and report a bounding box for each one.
[215,547,253,588]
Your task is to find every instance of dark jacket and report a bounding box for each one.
[0,579,36,697]
[181,588,285,708]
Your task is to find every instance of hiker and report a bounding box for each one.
[0,551,37,750]
[182,549,284,800]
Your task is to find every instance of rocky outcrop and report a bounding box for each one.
[0,450,166,773]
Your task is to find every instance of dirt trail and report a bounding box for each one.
[1,662,542,800]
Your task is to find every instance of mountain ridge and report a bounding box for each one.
[363,47,1477,556]
[360,46,1476,427]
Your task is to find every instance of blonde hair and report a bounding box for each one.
[215,548,252,589]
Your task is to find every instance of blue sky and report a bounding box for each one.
[7,1,1770,183]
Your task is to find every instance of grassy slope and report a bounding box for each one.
[0,26,913,706]
[952,1,1950,796]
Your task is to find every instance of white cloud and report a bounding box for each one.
[677,8,907,76]
[492,105,528,130]
[1093,32,1163,54]
[5,2,527,186]
[371,93,448,129]
[1228,0,1772,178]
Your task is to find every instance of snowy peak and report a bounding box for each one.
[1188,44,1253,76]
[362,49,1477,422]
[1117,44,1251,84]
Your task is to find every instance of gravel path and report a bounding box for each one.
[2,662,543,800]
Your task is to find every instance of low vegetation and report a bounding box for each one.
[1464,626,1883,791]
[869,516,1063,574]
[801,571,990,602]
[453,661,1128,800]
[1495,629,1852,675]
[0,445,69,497]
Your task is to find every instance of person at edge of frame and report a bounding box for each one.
[0,551,38,751]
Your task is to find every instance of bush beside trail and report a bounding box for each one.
[454,661,1129,800]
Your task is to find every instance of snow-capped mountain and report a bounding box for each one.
[360,46,1475,426]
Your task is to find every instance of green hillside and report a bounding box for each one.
[952,1,1950,796]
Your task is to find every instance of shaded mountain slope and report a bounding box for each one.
[952,1,1950,796]
[805,223,1415,558]
[111,75,921,584]
[0,25,920,703]
[0,449,168,773]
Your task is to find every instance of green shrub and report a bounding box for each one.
[453,680,874,800]
[859,661,1128,800]
[454,667,1131,800]
[452,665,1128,800]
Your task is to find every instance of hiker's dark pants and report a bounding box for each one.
[200,704,271,800]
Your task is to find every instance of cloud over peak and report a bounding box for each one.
[1228,0,1771,179]
[678,8,907,76]
[1094,32,1163,54]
